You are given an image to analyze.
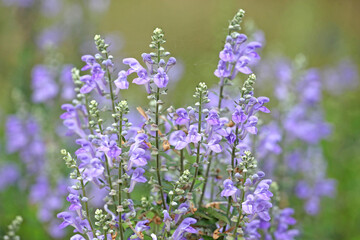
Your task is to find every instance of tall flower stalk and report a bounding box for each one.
[57,9,299,240]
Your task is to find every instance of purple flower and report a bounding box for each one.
[81,158,105,183]
[185,125,201,143]
[207,135,223,153]
[128,168,147,193]
[163,210,172,231]
[206,109,220,126]
[235,56,252,74]
[174,108,190,125]
[70,235,86,240]
[142,53,155,70]
[214,60,231,78]
[242,195,272,221]
[135,220,150,232]
[154,67,169,88]
[114,70,129,89]
[128,148,150,170]
[273,208,299,240]
[232,106,246,124]
[60,104,87,139]
[219,43,235,62]
[79,75,97,94]
[123,58,143,75]
[169,130,188,150]
[133,68,150,85]
[175,203,189,223]
[57,212,90,233]
[81,55,96,71]
[245,115,258,134]
[102,59,114,71]
[97,135,121,167]
[31,65,58,103]
[221,179,238,201]
[218,127,236,144]
[254,179,273,201]
[66,194,82,211]
[172,218,198,240]
[165,57,177,71]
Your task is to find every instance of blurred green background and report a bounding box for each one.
[1,0,360,239]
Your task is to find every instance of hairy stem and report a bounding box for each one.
[155,87,166,210]
[76,168,96,237]
[198,153,212,206]
[189,94,202,193]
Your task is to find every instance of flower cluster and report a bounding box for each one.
[55,9,300,240]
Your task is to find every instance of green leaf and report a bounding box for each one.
[199,207,230,225]
[123,227,134,239]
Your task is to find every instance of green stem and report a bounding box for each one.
[180,149,184,175]
[76,168,96,237]
[231,126,239,171]
[218,84,224,109]
[189,95,202,193]
[198,153,212,206]
[104,53,125,240]
[177,125,184,175]
[118,113,124,240]
[233,168,247,238]
[155,87,167,210]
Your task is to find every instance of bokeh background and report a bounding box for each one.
[0,0,359,239]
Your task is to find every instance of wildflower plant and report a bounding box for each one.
[58,9,299,240]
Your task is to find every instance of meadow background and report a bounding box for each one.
[0,0,359,239]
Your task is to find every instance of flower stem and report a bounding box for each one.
[155,87,166,210]
[118,112,124,240]
[233,170,247,239]
[198,153,212,206]
[189,94,202,193]
[76,168,96,237]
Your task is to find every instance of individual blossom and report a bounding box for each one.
[244,115,259,135]
[114,70,129,90]
[128,148,150,170]
[169,130,188,150]
[66,193,82,211]
[123,58,143,75]
[185,125,201,144]
[154,67,169,88]
[218,127,236,144]
[57,212,90,234]
[128,168,147,193]
[206,109,220,126]
[172,217,198,240]
[81,158,105,183]
[133,68,150,85]
[232,105,246,124]
[135,220,150,233]
[60,104,87,139]
[163,210,172,231]
[174,203,189,223]
[81,55,96,71]
[207,134,223,153]
[242,179,273,221]
[174,108,190,125]
[214,60,231,78]
[221,179,238,201]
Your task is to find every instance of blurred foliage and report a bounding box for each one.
[0,0,359,239]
